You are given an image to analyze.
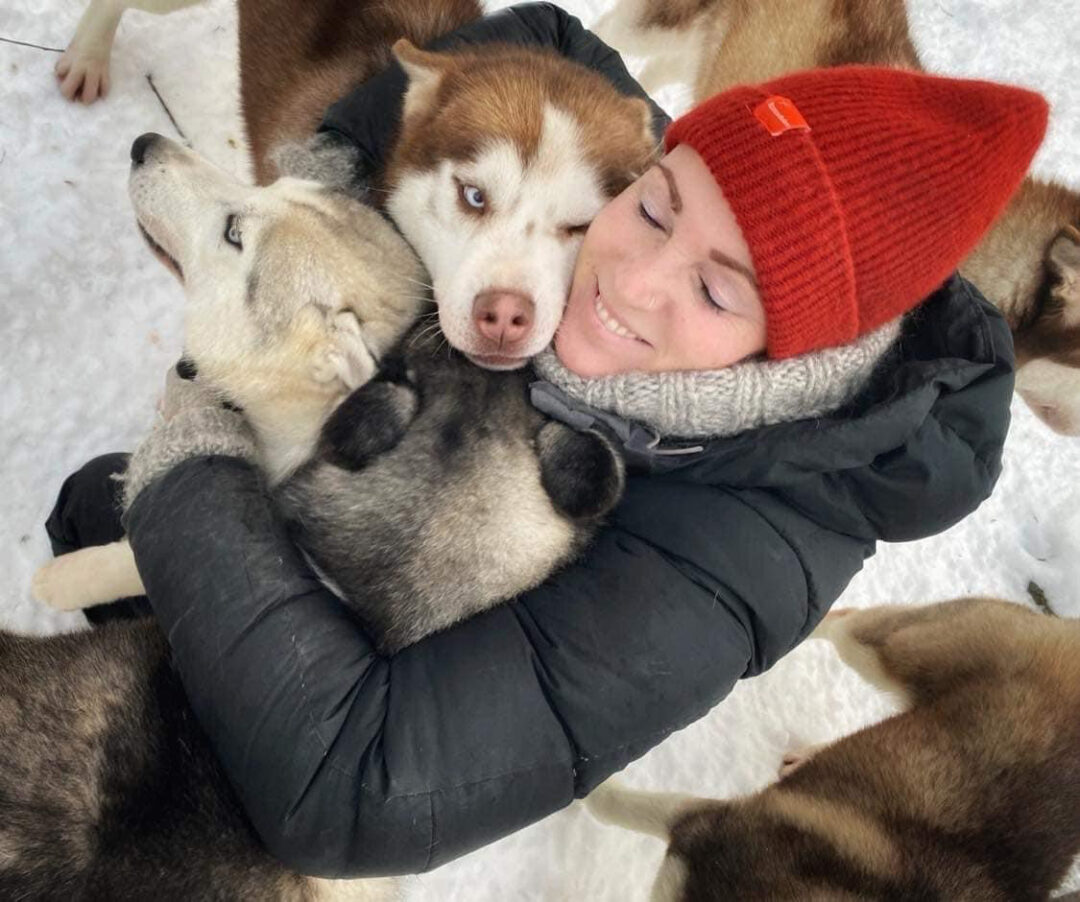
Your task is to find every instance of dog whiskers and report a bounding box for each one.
[407,321,444,349]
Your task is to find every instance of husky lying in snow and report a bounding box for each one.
[56,0,660,368]
[587,597,1080,902]
[34,134,624,651]
[595,0,1080,434]
[15,132,623,895]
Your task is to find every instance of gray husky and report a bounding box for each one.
[11,134,622,896]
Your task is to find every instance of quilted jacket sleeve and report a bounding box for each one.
[125,459,864,877]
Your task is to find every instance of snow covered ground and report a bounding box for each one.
[2,0,1079,898]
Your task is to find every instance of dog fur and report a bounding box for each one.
[32,132,425,610]
[595,0,1080,435]
[57,0,659,368]
[34,131,625,645]
[0,620,403,901]
[14,134,428,902]
[587,597,1080,901]
[278,326,625,652]
[19,131,624,893]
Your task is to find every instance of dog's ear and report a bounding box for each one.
[393,39,448,119]
[311,310,377,391]
[627,96,657,149]
[1047,226,1080,326]
[1048,226,1080,282]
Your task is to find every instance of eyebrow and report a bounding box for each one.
[656,163,758,290]
[710,249,759,289]
[657,163,682,213]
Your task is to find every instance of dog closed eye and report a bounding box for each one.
[224,214,243,250]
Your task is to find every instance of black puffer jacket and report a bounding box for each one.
[127,270,1014,876]
[121,0,1016,879]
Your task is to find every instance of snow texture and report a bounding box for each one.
[1,0,1078,898]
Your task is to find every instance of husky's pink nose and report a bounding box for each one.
[473,290,535,348]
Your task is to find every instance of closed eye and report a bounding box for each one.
[700,278,725,312]
[638,201,662,230]
[224,214,243,250]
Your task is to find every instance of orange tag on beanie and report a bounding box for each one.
[754,95,810,136]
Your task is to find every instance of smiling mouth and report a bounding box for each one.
[137,222,184,281]
[594,294,645,343]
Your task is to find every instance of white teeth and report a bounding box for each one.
[594,296,641,341]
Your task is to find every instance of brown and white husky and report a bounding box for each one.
[595,0,1080,434]
[56,0,659,369]
[587,597,1080,901]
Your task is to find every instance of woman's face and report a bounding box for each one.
[555,144,767,378]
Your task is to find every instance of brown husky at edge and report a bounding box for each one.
[596,0,1080,434]
[587,597,1080,901]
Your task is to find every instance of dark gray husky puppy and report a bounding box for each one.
[281,323,623,653]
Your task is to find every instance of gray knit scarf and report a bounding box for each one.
[533,319,902,440]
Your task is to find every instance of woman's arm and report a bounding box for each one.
[319,2,670,182]
[125,456,867,877]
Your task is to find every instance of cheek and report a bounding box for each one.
[583,197,632,257]
[676,309,761,369]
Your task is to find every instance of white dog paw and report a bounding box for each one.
[32,557,92,610]
[56,48,111,104]
[55,0,121,105]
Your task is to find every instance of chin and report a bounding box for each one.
[553,339,613,379]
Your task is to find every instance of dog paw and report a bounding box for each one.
[56,47,111,104]
[778,742,828,779]
[321,381,419,470]
[32,557,93,610]
[536,423,625,521]
[807,607,853,641]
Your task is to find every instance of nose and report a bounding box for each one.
[614,249,672,313]
[473,290,535,348]
[130,132,163,167]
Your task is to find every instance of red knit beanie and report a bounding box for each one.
[665,66,1049,359]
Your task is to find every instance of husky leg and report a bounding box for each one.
[56,0,204,103]
[32,539,145,611]
[585,780,696,840]
[592,0,650,56]
[586,781,694,902]
[808,606,914,702]
[593,0,709,94]
[648,855,690,902]
[306,876,403,902]
[810,598,1036,704]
